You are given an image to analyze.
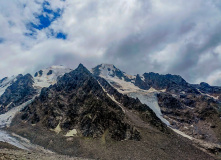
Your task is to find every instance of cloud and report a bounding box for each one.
[0,0,221,85]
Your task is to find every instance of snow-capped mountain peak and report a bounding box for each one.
[92,64,118,77]
[92,63,133,81]
[33,65,72,89]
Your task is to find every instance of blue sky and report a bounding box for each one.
[1,0,221,85]
[25,1,65,38]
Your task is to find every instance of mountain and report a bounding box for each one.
[0,63,218,159]
[91,64,170,124]
[3,64,214,160]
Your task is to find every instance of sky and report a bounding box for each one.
[1,0,221,85]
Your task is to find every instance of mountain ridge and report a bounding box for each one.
[0,63,220,159]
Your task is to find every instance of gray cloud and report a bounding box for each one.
[1,0,221,85]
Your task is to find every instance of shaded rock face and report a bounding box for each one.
[21,64,140,141]
[143,72,188,89]
[157,93,184,110]
[134,74,150,90]
[0,74,36,114]
[91,64,102,76]
[133,72,199,94]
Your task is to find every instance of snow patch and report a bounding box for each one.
[0,130,28,150]
[51,122,62,134]
[99,64,116,77]
[0,95,53,152]
[197,89,219,100]
[0,97,36,128]
[170,127,193,140]
[140,75,145,81]
[128,91,170,125]
[65,129,77,137]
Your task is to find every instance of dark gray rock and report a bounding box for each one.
[47,70,53,75]
[0,77,8,84]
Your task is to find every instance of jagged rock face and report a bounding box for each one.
[143,72,188,88]
[0,74,36,114]
[137,72,199,94]
[20,64,140,141]
[157,93,184,110]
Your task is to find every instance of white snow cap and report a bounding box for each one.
[33,65,72,89]
[99,64,117,77]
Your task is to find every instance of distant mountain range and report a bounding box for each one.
[1,63,221,159]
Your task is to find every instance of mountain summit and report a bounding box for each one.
[92,64,132,82]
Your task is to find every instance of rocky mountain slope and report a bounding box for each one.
[18,64,141,141]
[92,64,221,157]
